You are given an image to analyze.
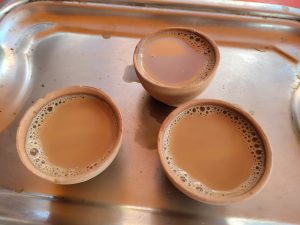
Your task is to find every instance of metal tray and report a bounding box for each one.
[1,0,300,224]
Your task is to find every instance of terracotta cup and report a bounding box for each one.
[158,99,272,204]
[16,86,123,184]
[134,28,220,106]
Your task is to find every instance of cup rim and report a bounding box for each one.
[16,86,123,185]
[133,27,220,91]
[157,99,272,205]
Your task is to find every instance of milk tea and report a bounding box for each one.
[25,94,118,177]
[162,104,266,198]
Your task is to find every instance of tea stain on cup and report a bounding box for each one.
[123,65,140,83]
[134,95,174,150]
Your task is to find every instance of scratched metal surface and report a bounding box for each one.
[0,0,300,224]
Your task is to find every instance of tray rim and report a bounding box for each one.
[1,0,300,22]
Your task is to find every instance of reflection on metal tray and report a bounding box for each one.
[0,0,300,224]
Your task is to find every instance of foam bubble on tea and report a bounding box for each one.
[25,94,118,178]
[140,30,216,85]
[162,104,266,198]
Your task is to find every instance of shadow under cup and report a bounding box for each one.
[16,86,123,185]
[158,99,272,204]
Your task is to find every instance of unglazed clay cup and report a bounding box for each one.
[16,86,123,185]
[133,28,220,106]
[158,99,272,204]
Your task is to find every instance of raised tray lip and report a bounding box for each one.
[1,0,300,22]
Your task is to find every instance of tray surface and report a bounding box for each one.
[0,0,300,224]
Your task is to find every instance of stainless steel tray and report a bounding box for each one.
[1,0,300,224]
